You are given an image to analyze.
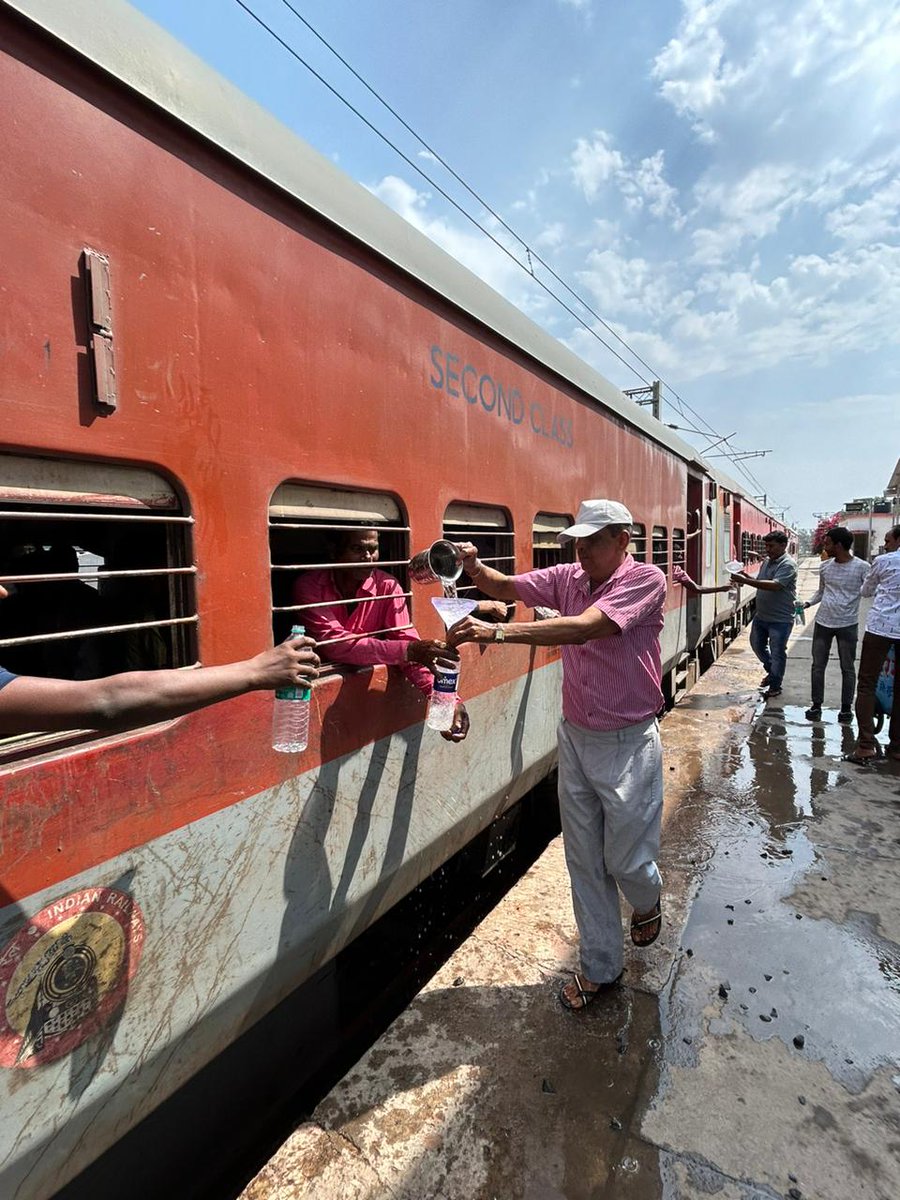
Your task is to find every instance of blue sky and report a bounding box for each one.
[131,0,900,529]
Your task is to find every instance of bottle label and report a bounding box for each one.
[275,686,312,701]
[433,668,459,695]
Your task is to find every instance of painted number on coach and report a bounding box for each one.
[428,345,574,449]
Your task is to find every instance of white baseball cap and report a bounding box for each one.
[558,499,633,543]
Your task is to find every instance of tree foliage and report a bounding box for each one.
[811,510,844,553]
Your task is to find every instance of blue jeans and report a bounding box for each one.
[750,618,792,690]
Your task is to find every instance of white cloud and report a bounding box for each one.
[825,177,900,246]
[569,232,900,385]
[367,175,545,316]
[570,131,623,201]
[621,151,684,225]
[535,221,566,249]
[588,218,622,249]
[653,0,900,152]
[570,134,684,227]
[688,163,805,262]
[577,248,678,321]
[650,0,737,137]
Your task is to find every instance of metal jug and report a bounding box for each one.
[408,539,462,586]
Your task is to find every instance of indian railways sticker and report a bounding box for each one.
[0,888,145,1068]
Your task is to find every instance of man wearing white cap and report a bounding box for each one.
[449,499,667,1010]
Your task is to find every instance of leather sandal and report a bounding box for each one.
[631,898,662,947]
[558,971,623,1011]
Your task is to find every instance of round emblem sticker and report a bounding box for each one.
[0,888,144,1069]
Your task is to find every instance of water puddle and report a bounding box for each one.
[664,702,900,1091]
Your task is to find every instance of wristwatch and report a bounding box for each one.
[494,625,506,643]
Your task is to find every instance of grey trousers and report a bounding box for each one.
[557,716,663,983]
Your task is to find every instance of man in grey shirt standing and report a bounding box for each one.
[731,530,798,699]
[802,526,869,723]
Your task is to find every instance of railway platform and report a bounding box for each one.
[241,559,900,1200]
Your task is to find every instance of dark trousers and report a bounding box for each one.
[855,631,900,751]
[810,623,857,710]
[749,618,792,689]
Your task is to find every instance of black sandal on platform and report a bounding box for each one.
[630,899,662,947]
[558,971,622,1011]
[841,751,877,766]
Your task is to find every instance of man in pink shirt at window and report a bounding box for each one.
[448,499,667,1010]
[293,528,469,741]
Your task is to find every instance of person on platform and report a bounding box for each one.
[802,527,869,723]
[844,524,900,764]
[293,527,486,742]
[730,531,797,700]
[0,580,320,738]
[446,499,667,1011]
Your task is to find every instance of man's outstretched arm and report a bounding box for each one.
[0,635,319,737]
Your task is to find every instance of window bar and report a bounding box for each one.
[1,511,194,523]
[315,624,414,648]
[271,559,412,572]
[274,592,413,612]
[0,615,198,649]
[167,522,195,666]
[0,566,197,585]
[268,522,411,532]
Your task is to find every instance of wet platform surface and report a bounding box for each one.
[243,560,900,1200]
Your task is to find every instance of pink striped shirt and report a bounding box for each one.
[293,568,433,694]
[513,556,666,731]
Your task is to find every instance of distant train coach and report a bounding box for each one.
[0,0,793,1195]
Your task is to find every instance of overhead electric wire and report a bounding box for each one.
[232,0,651,387]
[234,0,789,517]
[274,0,775,487]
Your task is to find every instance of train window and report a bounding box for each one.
[532,513,575,570]
[705,505,713,568]
[741,532,752,563]
[268,483,410,676]
[652,526,669,575]
[443,502,514,604]
[0,454,197,760]
[628,523,647,562]
[672,528,686,568]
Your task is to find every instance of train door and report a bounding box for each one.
[733,497,743,566]
[685,474,704,649]
[721,491,732,566]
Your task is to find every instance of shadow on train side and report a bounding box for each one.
[54,775,560,1200]
[239,694,426,1039]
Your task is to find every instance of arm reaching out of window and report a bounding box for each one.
[0,634,319,738]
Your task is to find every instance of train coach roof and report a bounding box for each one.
[5,0,781,522]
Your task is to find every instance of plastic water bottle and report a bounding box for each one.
[272,625,311,753]
[426,663,460,732]
[793,601,806,627]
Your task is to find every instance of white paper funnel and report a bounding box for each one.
[432,596,478,630]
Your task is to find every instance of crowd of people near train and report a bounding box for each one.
[1,502,898,1011]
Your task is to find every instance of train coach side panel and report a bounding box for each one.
[0,9,775,1195]
[0,15,688,901]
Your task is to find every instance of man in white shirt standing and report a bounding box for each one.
[845,525,900,764]
[803,527,870,722]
